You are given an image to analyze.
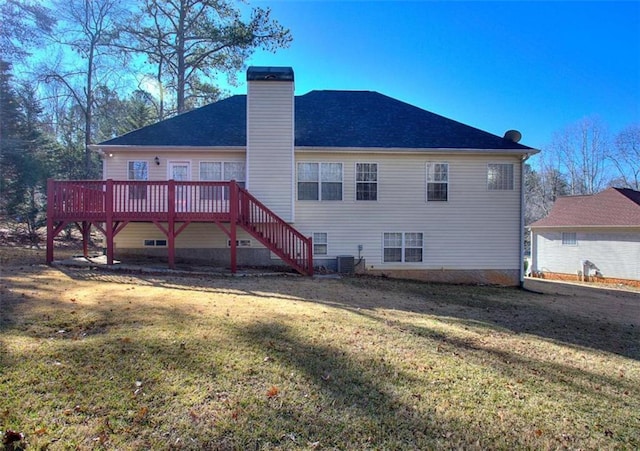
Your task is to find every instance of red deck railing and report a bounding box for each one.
[49,179,234,222]
[47,179,313,275]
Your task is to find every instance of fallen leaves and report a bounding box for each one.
[266,386,279,398]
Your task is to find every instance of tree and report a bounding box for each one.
[123,0,292,115]
[524,162,569,225]
[40,0,128,177]
[120,89,159,133]
[609,124,640,190]
[546,117,612,195]
[0,61,57,244]
[0,0,55,61]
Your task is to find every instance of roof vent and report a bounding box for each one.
[247,66,294,82]
[503,129,522,143]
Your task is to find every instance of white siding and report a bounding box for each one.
[103,150,245,181]
[114,223,262,249]
[103,148,524,272]
[246,80,294,221]
[294,153,523,270]
[533,228,640,280]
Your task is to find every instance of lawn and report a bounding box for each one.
[1,246,639,450]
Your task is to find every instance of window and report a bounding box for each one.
[356,163,377,201]
[199,161,245,200]
[143,239,167,247]
[297,163,343,200]
[227,239,251,247]
[313,232,328,256]
[426,162,448,201]
[488,163,514,190]
[128,161,148,200]
[383,232,423,263]
[562,232,577,245]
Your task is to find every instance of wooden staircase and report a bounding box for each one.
[236,186,313,276]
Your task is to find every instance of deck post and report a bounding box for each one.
[307,236,314,276]
[105,179,114,265]
[82,221,90,257]
[168,180,176,269]
[229,180,238,274]
[46,179,54,264]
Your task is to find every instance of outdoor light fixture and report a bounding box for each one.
[154,156,160,165]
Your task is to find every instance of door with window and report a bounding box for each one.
[169,161,191,212]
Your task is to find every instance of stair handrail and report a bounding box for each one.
[235,183,313,276]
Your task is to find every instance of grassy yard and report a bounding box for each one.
[1,246,639,450]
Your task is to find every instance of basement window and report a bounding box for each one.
[383,232,423,263]
[227,239,252,247]
[313,232,328,256]
[143,239,167,247]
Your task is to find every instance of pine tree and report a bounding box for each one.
[0,60,58,244]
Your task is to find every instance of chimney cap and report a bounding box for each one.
[247,66,294,82]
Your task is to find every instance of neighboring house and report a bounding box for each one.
[529,187,640,284]
[47,66,538,285]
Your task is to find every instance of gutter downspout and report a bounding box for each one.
[520,153,531,288]
[519,154,531,288]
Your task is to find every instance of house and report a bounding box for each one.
[46,66,538,285]
[529,187,640,284]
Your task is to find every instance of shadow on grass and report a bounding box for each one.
[43,263,640,360]
[229,320,452,448]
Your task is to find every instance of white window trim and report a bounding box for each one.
[426,162,449,202]
[199,161,246,183]
[127,160,149,181]
[143,239,167,247]
[382,232,424,264]
[312,232,329,256]
[297,162,344,201]
[487,163,515,191]
[355,162,378,202]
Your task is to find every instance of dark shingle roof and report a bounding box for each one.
[101,90,533,150]
[530,188,640,228]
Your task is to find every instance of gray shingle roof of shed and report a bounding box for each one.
[100,90,533,150]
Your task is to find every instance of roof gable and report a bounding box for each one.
[530,187,640,228]
[100,90,534,151]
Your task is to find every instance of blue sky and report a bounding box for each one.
[233,1,640,153]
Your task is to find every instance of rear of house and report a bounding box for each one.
[530,188,640,284]
[83,66,538,285]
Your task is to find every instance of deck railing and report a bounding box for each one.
[237,186,313,275]
[49,179,235,221]
[47,179,313,275]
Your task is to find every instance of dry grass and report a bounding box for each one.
[1,246,639,450]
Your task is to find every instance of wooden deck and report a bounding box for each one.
[46,179,313,275]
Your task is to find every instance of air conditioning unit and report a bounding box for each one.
[336,255,355,274]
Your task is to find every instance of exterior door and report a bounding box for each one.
[169,161,191,212]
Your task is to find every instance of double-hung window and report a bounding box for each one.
[313,232,328,256]
[426,162,448,201]
[356,163,377,201]
[383,232,423,263]
[199,161,245,200]
[298,162,343,200]
[128,161,148,200]
[488,163,514,190]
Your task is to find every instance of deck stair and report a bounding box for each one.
[236,186,312,276]
[46,179,313,276]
